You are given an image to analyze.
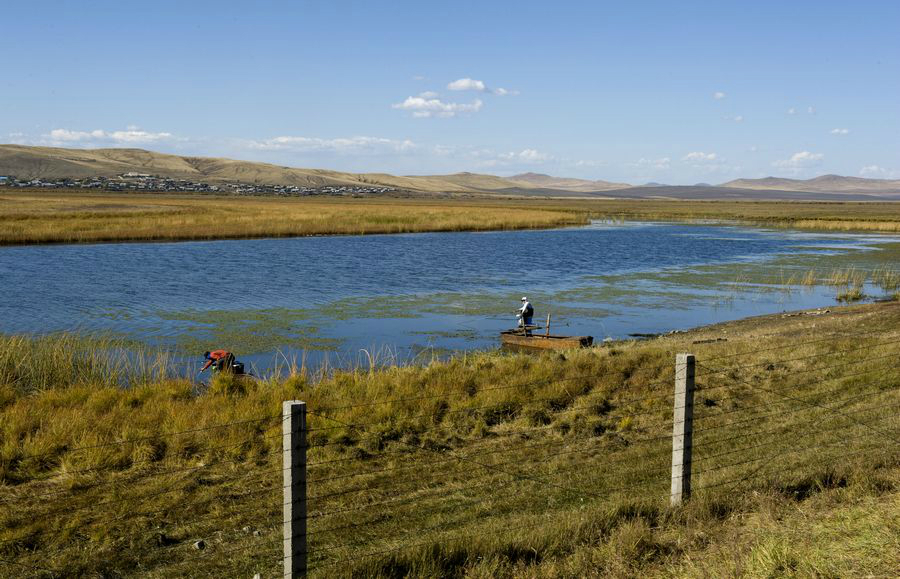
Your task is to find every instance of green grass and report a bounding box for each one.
[1,301,899,577]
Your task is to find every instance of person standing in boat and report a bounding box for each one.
[518,296,534,335]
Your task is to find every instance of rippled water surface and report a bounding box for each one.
[2,222,897,372]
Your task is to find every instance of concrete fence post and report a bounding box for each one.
[671,353,695,506]
[283,400,307,577]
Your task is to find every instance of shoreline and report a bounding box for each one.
[2,190,900,246]
[2,299,898,576]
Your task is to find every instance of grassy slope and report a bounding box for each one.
[0,302,898,577]
[2,191,900,246]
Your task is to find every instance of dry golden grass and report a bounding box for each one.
[1,301,899,577]
[3,191,900,245]
[0,191,587,244]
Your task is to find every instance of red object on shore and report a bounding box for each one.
[201,350,232,372]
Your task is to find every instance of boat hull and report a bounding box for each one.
[500,332,593,350]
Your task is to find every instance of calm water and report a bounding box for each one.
[1,222,897,373]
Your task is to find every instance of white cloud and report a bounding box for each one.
[787,107,796,115]
[392,96,483,118]
[859,165,900,179]
[446,77,518,96]
[773,151,824,169]
[573,159,608,168]
[748,145,759,152]
[732,115,744,122]
[631,157,671,170]
[682,151,719,162]
[412,75,427,81]
[830,128,850,135]
[807,106,815,114]
[492,87,519,96]
[247,135,417,154]
[500,149,550,163]
[713,91,726,100]
[447,78,486,92]
[418,91,439,99]
[45,128,175,145]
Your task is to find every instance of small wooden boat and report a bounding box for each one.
[500,330,593,350]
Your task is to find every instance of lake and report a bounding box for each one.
[1,221,897,374]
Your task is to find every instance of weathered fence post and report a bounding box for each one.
[283,400,307,577]
[671,353,695,506]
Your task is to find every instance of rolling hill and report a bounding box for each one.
[720,174,900,194]
[0,145,595,195]
[508,172,630,192]
[3,144,900,199]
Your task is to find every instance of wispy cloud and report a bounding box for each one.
[682,151,719,162]
[492,87,519,96]
[447,77,518,96]
[392,96,483,118]
[773,151,824,169]
[470,147,553,168]
[45,127,175,145]
[859,165,900,179]
[713,91,726,100]
[501,149,550,163]
[418,91,439,99]
[447,78,486,92]
[630,157,671,170]
[830,128,850,135]
[246,135,417,153]
[807,106,816,114]
[787,107,796,115]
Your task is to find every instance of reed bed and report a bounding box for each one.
[1,301,899,576]
[3,192,900,246]
[0,192,586,245]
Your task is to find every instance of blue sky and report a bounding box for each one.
[2,0,898,184]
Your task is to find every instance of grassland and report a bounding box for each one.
[1,301,898,577]
[0,191,588,245]
[2,190,900,245]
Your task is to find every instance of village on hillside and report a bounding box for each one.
[0,173,397,196]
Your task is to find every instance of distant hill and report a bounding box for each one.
[720,174,900,195]
[3,144,900,200]
[507,172,630,192]
[0,145,615,196]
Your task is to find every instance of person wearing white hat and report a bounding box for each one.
[517,296,534,335]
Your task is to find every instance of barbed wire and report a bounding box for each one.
[702,328,899,362]
[682,397,900,469]
[7,412,283,464]
[696,361,900,444]
[0,437,279,505]
[308,434,672,503]
[698,336,900,376]
[692,365,900,434]
[692,389,900,456]
[690,411,899,480]
[304,381,689,434]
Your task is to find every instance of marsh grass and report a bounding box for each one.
[2,192,900,246]
[0,192,588,245]
[0,334,173,395]
[1,301,899,577]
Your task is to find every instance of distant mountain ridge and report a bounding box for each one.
[2,144,900,198]
[0,145,615,196]
[721,174,900,194]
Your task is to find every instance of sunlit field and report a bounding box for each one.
[2,190,900,245]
